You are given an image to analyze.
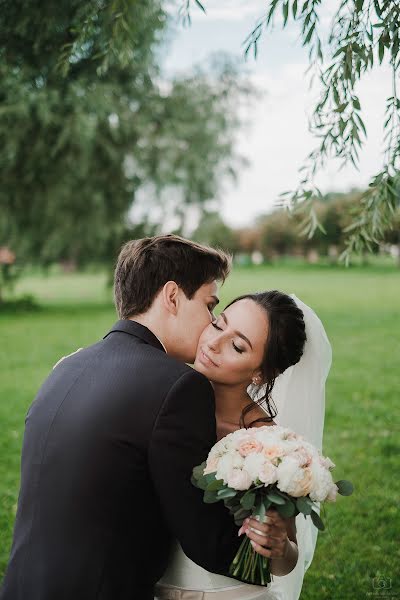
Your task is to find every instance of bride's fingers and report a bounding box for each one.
[247,517,270,534]
[246,527,285,549]
[249,538,286,559]
[247,519,285,541]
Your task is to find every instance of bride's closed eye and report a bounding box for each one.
[211,322,245,354]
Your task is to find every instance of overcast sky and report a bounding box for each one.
[160,0,391,228]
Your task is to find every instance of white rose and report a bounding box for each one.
[227,468,252,491]
[259,461,278,486]
[276,457,313,497]
[326,483,339,502]
[320,456,336,471]
[309,461,335,502]
[216,454,234,484]
[253,426,280,446]
[243,453,266,481]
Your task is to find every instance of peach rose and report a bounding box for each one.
[238,439,263,457]
[293,467,313,496]
[263,445,285,463]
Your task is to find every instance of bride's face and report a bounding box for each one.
[194,299,268,386]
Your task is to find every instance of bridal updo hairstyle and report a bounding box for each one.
[225,290,307,428]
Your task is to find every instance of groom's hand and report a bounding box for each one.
[243,510,291,559]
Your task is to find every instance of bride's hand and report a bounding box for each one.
[244,509,292,559]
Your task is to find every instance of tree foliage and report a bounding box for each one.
[0,0,249,269]
[182,0,400,262]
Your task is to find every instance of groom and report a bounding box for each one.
[1,235,270,600]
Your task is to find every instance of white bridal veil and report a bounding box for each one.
[249,295,332,600]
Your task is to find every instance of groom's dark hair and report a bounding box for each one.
[114,234,231,319]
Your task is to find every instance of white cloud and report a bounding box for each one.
[221,63,392,227]
[162,3,393,228]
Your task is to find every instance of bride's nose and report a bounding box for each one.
[207,334,221,353]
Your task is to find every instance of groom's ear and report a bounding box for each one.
[161,281,180,315]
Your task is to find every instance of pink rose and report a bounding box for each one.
[238,439,263,457]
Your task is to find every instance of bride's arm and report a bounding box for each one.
[245,511,298,576]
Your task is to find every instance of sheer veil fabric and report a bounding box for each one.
[250,294,332,599]
[156,296,332,600]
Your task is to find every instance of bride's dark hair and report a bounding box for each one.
[224,290,307,428]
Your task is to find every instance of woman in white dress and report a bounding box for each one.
[156,291,331,600]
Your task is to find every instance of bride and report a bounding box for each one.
[156,290,332,600]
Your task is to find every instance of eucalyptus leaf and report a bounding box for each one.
[234,507,251,521]
[336,480,354,496]
[310,510,325,531]
[240,491,256,510]
[254,501,266,522]
[276,501,296,518]
[196,477,209,491]
[296,497,313,515]
[267,493,286,505]
[206,478,224,492]
[217,487,237,499]
[204,490,219,504]
[192,463,206,480]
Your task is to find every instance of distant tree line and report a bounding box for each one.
[192,190,400,264]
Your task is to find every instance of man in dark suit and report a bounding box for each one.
[1,235,270,600]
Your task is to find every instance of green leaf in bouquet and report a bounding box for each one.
[223,497,239,513]
[234,507,251,521]
[240,491,256,511]
[310,509,325,531]
[192,462,207,480]
[273,489,293,502]
[217,487,237,499]
[204,490,219,504]
[267,493,286,505]
[263,498,272,512]
[336,480,354,496]
[296,497,313,515]
[197,472,216,491]
[196,476,209,491]
[254,500,266,522]
[206,478,224,492]
[276,500,296,518]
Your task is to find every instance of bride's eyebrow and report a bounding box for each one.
[220,312,253,349]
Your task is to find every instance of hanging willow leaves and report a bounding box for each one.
[180,0,400,261]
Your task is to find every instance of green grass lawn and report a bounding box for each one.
[0,264,399,598]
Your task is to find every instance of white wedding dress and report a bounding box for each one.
[156,297,332,600]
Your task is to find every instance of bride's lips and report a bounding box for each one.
[197,348,219,368]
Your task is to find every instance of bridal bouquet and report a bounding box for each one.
[192,425,353,586]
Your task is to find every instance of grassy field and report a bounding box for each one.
[0,264,399,598]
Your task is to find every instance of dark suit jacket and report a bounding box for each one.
[0,320,242,600]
